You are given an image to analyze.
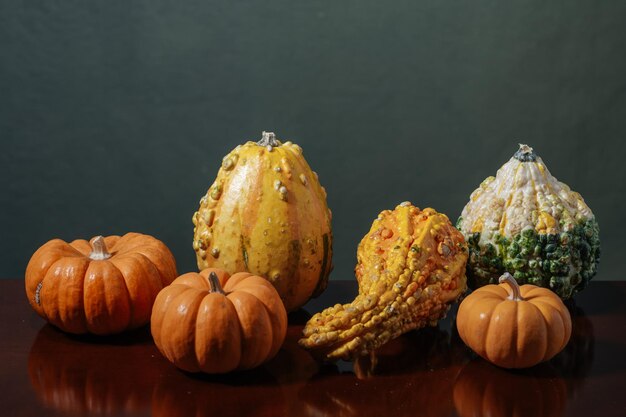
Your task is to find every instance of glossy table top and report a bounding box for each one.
[1,279,625,417]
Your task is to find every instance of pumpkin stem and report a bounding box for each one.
[89,236,112,260]
[513,143,537,162]
[207,272,226,295]
[499,272,524,301]
[257,131,281,148]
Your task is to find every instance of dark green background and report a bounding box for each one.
[2,1,625,283]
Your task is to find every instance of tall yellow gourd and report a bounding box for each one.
[192,132,333,311]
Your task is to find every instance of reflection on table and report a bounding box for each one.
[28,325,161,415]
[26,300,595,417]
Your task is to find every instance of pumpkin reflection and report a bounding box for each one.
[151,367,287,417]
[299,325,468,417]
[453,360,568,417]
[28,324,163,415]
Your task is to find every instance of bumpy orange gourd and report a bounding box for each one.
[456,273,572,368]
[192,132,333,312]
[150,268,287,373]
[25,233,177,335]
[300,202,468,360]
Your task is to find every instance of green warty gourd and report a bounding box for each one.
[457,144,600,299]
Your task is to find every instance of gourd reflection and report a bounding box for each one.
[299,325,468,417]
[26,302,592,417]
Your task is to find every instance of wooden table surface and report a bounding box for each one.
[1,279,625,417]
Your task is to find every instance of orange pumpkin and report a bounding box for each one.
[150,268,287,373]
[25,233,177,335]
[456,273,572,368]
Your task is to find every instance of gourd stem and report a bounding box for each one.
[208,272,226,295]
[257,131,281,147]
[89,236,112,260]
[499,272,524,301]
[513,143,537,162]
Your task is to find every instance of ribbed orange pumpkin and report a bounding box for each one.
[192,132,333,312]
[25,233,177,335]
[150,268,287,373]
[456,273,572,368]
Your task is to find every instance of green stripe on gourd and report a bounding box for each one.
[312,233,331,298]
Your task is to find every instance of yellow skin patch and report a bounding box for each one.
[536,211,557,234]
[299,203,468,361]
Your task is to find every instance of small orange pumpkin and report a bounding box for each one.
[25,233,177,335]
[150,268,287,373]
[456,273,572,368]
